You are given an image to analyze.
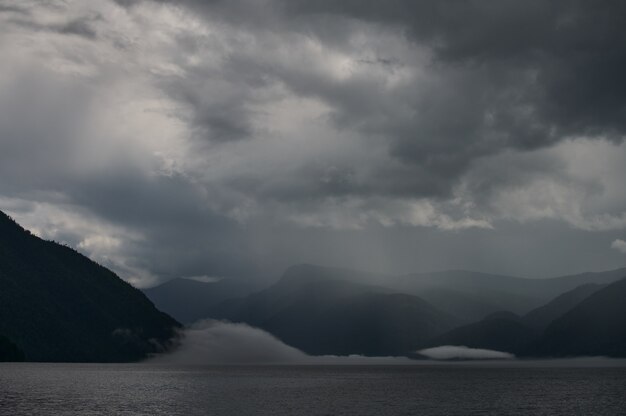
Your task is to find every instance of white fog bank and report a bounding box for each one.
[417,346,515,360]
[150,320,416,365]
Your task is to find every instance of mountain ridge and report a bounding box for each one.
[208,266,459,356]
[531,277,626,357]
[0,210,181,362]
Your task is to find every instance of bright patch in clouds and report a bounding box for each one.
[611,239,626,254]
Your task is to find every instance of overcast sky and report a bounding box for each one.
[1,0,625,287]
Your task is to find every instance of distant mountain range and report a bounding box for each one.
[425,311,536,356]
[147,264,626,325]
[424,278,626,358]
[0,211,180,362]
[206,265,459,356]
[380,268,625,320]
[146,263,626,358]
[2,208,625,362]
[532,278,626,357]
[523,283,604,330]
[143,276,261,324]
[423,283,607,355]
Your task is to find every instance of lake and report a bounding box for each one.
[1,362,626,415]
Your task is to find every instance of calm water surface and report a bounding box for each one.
[1,362,626,415]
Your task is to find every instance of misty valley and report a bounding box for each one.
[2,209,626,364]
[2,209,626,415]
[3,0,626,414]
[146,264,626,361]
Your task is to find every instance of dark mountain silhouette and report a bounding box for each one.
[522,283,605,330]
[206,264,626,357]
[424,280,623,357]
[146,262,626,326]
[390,271,544,315]
[143,277,260,324]
[0,334,24,362]
[0,211,180,362]
[424,311,537,355]
[416,287,515,323]
[265,265,626,320]
[210,264,459,356]
[261,266,523,319]
[531,277,626,357]
[388,268,626,316]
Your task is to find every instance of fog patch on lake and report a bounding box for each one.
[417,345,515,360]
[151,320,415,365]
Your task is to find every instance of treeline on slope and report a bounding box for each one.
[0,211,180,362]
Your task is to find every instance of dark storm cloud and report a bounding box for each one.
[286,0,626,190]
[0,4,25,14]
[112,0,140,7]
[49,166,252,281]
[56,17,100,39]
[166,0,626,201]
[75,173,253,279]
[6,13,100,40]
[0,66,246,283]
[162,68,258,143]
[1,0,625,286]
[284,0,626,138]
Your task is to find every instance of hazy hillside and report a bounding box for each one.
[424,312,537,355]
[389,268,626,315]
[144,277,260,324]
[261,265,626,321]
[523,283,605,330]
[425,280,625,358]
[202,264,626,357]
[145,262,626,329]
[210,264,459,356]
[0,211,180,362]
[532,277,626,357]
[416,287,519,323]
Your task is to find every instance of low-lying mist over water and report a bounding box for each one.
[153,320,308,365]
[152,320,416,365]
[417,346,514,361]
[142,264,626,363]
[150,320,626,366]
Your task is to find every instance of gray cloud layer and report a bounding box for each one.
[0,0,625,285]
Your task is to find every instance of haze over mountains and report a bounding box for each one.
[146,263,626,358]
[143,277,260,324]
[206,265,459,356]
[0,0,625,374]
[533,278,626,357]
[147,265,626,325]
[2,209,625,362]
